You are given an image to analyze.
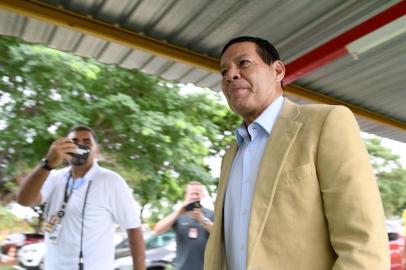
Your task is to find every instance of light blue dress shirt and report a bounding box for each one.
[224,96,284,270]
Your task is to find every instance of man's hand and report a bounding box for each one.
[188,208,213,233]
[187,208,205,223]
[45,137,78,168]
[17,137,76,206]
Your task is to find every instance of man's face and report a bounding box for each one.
[67,130,98,167]
[185,185,203,202]
[220,42,284,123]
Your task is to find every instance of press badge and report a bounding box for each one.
[44,214,63,244]
[188,227,198,239]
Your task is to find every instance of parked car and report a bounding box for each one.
[14,226,126,270]
[114,231,176,270]
[14,230,175,270]
[387,220,406,270]
[1,233,43,256]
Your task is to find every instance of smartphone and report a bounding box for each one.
[185,201,202,211]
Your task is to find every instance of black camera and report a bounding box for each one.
[67,144,90,159]
[185,201,202,212]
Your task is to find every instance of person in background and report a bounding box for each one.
[204,36,389,270]
[154,181,214,270]
[17,125,145,270]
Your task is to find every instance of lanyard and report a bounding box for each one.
[57,173,88,219]
[79,180,92,270]
[53,171,92,269]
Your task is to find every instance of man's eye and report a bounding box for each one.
[221,70,227,77]
[240,60,250,66]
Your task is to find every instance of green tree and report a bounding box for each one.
[0,36,240,222]
[0,205,33,236]
[365,137,406,217]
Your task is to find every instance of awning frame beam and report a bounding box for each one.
[0,0,404,132]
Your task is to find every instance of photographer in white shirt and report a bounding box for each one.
[17,125,145,270]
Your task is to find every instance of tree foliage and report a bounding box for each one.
[365,138,406,217]
[2,36,405,222]
[0,36,240,221]
[0,205,32,235]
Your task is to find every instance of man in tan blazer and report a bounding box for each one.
[204,36,389,270]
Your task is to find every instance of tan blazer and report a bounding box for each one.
[204,98,389,270]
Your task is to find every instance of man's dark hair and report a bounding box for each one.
[221,36,280,65]
[68,125,98,143]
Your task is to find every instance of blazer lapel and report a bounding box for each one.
[208,142,237,269]
[247,98,303,266]
[217,142,238,214]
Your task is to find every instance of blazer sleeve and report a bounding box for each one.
[316,106,390,270]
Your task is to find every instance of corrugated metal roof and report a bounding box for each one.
[297,33,406,125]
[0,0,405,142]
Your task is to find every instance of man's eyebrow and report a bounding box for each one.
[236,53,250,60]
[220,53,251,69]
[72,138,92,142]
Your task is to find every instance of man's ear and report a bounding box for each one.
[273,60,285,83]
[95,145,100,157]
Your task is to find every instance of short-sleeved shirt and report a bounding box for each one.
[172,208,214,270]
[41,162,141,270]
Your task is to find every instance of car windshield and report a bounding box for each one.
[145,232,176,250]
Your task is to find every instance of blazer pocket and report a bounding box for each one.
[280,163,312,184]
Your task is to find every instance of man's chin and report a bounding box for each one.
[231,102,251,115]
[70,158,88,167]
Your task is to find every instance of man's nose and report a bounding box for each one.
[225,68,241,83]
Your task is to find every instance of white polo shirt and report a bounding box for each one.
[41,162,141,270]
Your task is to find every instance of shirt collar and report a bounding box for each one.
[235,95,284,145]
[64,161,99,181]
